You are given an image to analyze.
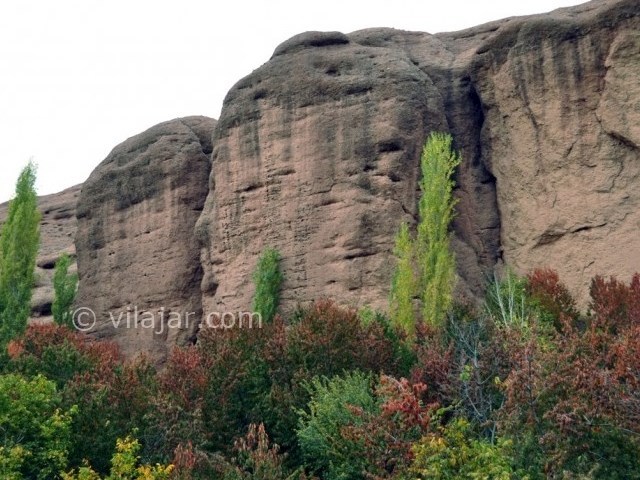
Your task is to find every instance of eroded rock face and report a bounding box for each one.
[197,0,639,314]
[75,116,215,361]
[467,0,640,304]
[35,0,639,362]
[197,31,462,315]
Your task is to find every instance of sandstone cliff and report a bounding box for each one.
[6,0,637,361]
[75,116,215,361]
[198,0,639,316]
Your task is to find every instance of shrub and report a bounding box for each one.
[526,268,578,329]
[262,300,402,457]
[63,356,158,473]
[343,375,434,478]
[252,248,283,324]
[5,323,119,389]
[485,270,533,329]
[222,424,304,480]
[589,273,640,332]
[410,418,514,480]
[61,436,174,480]
[296,371,376,480]
[0,373,75,479]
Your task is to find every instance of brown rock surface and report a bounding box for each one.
[200,0,640,314]
[0,184,81,323]
[30,0,639,361]
[75,116,215,361]
[466,0,640,305]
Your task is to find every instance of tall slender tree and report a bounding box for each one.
[389,133,460,337]
[52,253,78,328]
[389,222,416,340]
[416,132,460,329]
[0,162,40,349]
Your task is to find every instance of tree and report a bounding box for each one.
[416,133,460,329]
[252,247,283,324]
[389,222,416,340]
[296,371,376,480]
[0,162,40,350]
[52,253,78,328]
[61,436,174,480]
[389,133,460,335]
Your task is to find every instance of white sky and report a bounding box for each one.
[0,0,587,203]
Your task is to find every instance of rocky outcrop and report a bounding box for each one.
[65,0,638,360]
[199,0,639,313]
[0,184,81,323]
[75,116,215,361]
[466,0,640,305]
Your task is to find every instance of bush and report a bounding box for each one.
[252,248,283,324]
[296,371,376,480]
[5,323,118,389]
[61,436,174,480]
[222,424,304,480]
[410,418,514,480]
[526,267,578,329]
[0,373,75,479]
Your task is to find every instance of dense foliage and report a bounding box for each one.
[252,247,283,324]
[389,132,460,337]
[0,162,40,351]
[0,266,639,479]
[1,144,639,479]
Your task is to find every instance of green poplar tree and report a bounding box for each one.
[389,222,416,340]
[389,133,460,337]
[416,132,460,329]
[52,253,78,328]
[252,247,283,324]
[0,162,40,349]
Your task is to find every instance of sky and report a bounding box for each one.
[0,0,587,203]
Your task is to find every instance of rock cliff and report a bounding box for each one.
[75,116,215,361]
[4,0,637,361]
[198,0,639,316]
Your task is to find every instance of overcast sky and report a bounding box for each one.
[0,0,587,203]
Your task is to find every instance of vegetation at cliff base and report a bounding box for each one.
[0,149,639,479]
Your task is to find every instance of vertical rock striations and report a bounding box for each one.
[63,0,639,359]
[198,0,639,314]
[75,116,215,361]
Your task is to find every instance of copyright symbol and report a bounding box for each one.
[72,307,96,332]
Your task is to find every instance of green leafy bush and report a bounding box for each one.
[297,371,376,480]
[252,247,283,324]
[62,436,173,480]
[410,417,514,480]
[0,373,75,479]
